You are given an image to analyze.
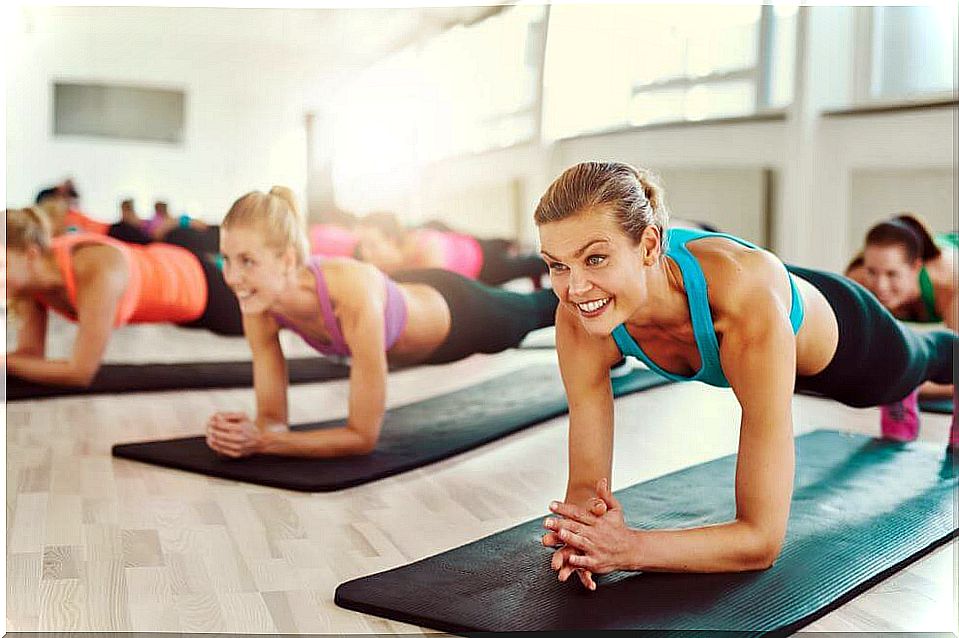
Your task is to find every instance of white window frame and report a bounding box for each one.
[851,5,957,107]
[628,5,783,115]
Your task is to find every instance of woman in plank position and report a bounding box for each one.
[534,162,956,586]
[5,206,243,387]
[204,186,557,458]
[348,211,548,287]
[846,215,956,329]
[845,214,956,401]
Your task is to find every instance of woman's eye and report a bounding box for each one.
[548,262,567,272]
[586,255,606,266]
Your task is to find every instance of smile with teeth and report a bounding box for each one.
[577,297,610,313]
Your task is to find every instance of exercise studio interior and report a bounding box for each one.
[4,2,958,635]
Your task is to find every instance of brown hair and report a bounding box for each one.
[865,213,941,263]
[534,161,670,245]
[6,206,53,252]
[222,186,310,264]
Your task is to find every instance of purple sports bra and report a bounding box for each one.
[271,256,408,358]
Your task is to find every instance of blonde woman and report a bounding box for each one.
[5,207,243,387]
[204,187,557,459]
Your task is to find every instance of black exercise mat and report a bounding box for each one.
[111,364,672,491]
[6,357,350,401]
[919,397,953,414]
[335,430,959,634]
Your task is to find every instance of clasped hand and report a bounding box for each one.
[542,478,637,591]
[205,411,283,458]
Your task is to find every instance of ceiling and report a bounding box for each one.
[17,5,508,70]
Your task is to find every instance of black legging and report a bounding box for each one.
[163,225,221,257]
[107,222,153,245]
[166,243,243,337]
[790,265,955,407]
[107,223,221,258]
[392,268,558,365]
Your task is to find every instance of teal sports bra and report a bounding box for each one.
[611,227,805,388]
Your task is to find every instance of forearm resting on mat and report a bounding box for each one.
[628,520,784,573]
[257,424,380,457]
[5,352,99,387]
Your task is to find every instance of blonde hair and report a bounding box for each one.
[534,162,670,246]
[222,186,310,264]
[6,206,53,252]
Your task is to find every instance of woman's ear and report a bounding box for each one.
[639,226,662,265]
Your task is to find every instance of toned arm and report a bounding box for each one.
[6,246,126,386]
[256,263,390,457]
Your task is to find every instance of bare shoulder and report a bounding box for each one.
[927,249,956,292]
[243,311,280,346]
[688,237,790,323]
[555,303,622,371]
[321,257,384,311]
[72,243,128,288]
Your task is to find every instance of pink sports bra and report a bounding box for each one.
[271,256,408,358]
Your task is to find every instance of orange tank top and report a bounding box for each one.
[45,234,208,327]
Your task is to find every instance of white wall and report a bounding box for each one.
[849,168,956,255]
[5,7,319,222]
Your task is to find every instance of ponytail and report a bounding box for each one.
[223,186,310,264]
[6,207,53,252]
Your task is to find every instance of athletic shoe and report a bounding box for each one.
[880,389,920,442]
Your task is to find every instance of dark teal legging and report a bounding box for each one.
[790,265,955,407]
[392,268,557,365]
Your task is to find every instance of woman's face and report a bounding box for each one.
[862,243,921,310]
[538,208,652,337]
[220,225,296,315]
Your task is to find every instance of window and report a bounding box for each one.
[54,82,185,144]
[542,4,797,139]
[331,4,546,213]
[417,4,545,160]
[868,5,957,100]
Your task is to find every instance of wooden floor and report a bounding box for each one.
[5,316,958,634]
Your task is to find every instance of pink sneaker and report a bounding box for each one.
[880,390,920,442]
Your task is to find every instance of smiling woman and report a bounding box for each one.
[533,161,957,585]
[205,186,558,459]
[846,214,957,330]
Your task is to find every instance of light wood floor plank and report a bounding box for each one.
[6,323,957,634]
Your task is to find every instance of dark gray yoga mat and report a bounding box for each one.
[8,336,553,401]
[111,364,671,491]
[335,430,958,634]
[6,357,350,401]
[919,397,953,414]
